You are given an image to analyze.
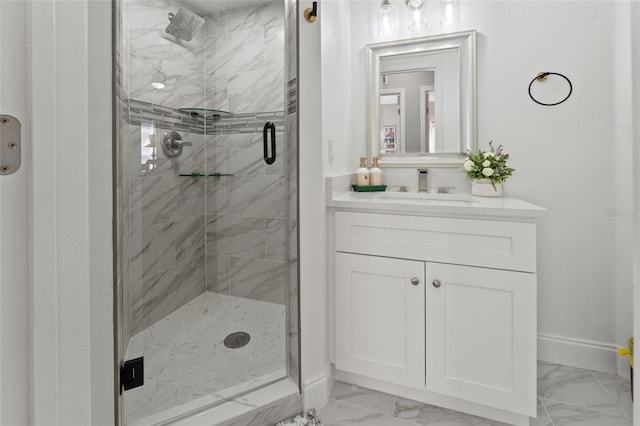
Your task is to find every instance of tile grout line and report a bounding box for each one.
[590,370,632,419]
[326,397,424,426]
[540,396,629,419]
[538,397,556,426]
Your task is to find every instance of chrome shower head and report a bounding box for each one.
[165,8,204,42]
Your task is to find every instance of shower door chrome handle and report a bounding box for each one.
[263,122,276,165]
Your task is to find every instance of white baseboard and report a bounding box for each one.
[302,363,333,411]
[537,333,627,377]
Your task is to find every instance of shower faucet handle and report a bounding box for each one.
[162,131,191,158]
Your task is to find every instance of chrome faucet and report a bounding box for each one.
[418,169,429,192]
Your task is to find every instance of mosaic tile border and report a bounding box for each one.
[287,78,297,114]
[123,98,285,135]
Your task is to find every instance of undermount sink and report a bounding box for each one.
[375,192,475,204]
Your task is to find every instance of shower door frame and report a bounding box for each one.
[112,0,301,423]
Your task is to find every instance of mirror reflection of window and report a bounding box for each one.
[140,123,159,174]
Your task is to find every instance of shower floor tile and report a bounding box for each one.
[123,291,286,424]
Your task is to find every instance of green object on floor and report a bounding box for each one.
[618,337,633,400]
[618,337,633,367]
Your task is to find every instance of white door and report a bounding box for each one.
[335,253,425,389]
[426,262,537,416]
[0,0,30,424]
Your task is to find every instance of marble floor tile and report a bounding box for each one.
[531,398,553,426]
[318,399,413,426]
[325,361,632,426]
[537,361,626,417]
[592,370,633,418]
[542,399,633,426]
[330,381,396,416]
[394,396,511,426]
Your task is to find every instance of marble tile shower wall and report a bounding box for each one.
[204,1,288,307]
[123,0,289,335]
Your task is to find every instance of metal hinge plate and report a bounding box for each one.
[0,115,21,175]
[120,357,144,394]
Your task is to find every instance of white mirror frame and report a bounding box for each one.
[366,30,477,167]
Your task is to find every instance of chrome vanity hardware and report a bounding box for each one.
[411,277,420,286]
[418,169,429,192]
[162,131,192,158]
[432,279,441,288]
[0,115,21,175]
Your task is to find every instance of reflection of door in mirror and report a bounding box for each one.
[380,89,405,154]
[420,86,436,153]
[379,70,437,154]
[379,49,459,154]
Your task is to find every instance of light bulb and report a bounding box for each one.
[378,0,395,34]
[406,0,426,32]
[440,0,459,24]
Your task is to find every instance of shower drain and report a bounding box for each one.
[224,331,251,349]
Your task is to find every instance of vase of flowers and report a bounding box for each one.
[463,141,514,197]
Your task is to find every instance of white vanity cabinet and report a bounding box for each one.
[332,210,540,425]
[335,252,426,389]
[425,262,536,416]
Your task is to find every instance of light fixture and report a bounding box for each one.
[378,0,395,35]
[440,0,459,24]
[405,0,426,32]
[151,81,166,90]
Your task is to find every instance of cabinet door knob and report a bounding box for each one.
[411,277,420,286]
[432,279,441,288]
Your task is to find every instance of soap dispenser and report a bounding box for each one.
[356,157,370,186]
[369,157,382,186]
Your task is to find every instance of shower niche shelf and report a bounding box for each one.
[179,173,234,177]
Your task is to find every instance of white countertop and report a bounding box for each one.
[326,176,546,220]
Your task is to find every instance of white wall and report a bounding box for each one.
[0,1,29,424]
[631,0,640,419]
[322,1,357,175]
[29,0,114,424]
[299,0,330,410]
[321,0,634,373]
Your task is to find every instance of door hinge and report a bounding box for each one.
[120,357,144,394]
[0,115,21,175]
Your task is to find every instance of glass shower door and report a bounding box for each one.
[114,0,297,423]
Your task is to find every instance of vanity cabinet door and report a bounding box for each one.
[335,253,426,389]
[426,262,537,416]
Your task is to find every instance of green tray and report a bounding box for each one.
[352,185,387,192]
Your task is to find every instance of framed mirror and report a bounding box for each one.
[365,30,476,167]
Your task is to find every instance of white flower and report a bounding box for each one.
[482,167,494,177]
[463,160,475,171]
[482,159,491,167]
[483,152,494,158]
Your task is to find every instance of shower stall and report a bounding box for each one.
[114,0,299,423]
